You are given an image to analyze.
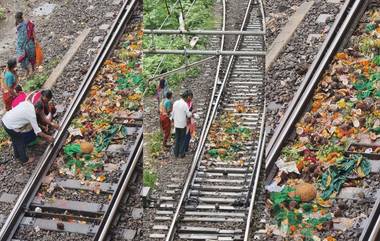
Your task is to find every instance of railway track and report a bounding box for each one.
[262,0,380,240]
[149,0,266,240]
[0,0,143,240]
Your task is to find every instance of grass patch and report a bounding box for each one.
[23,72,49,91]
[143,169,157,188]
[149,130,163,158]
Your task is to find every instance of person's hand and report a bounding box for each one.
[45,135,54,143]
[51,122,60,130]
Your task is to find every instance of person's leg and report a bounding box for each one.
[174,128,181,157]
[3,126,28,162]
[13,134,28,162]
[179,128,187,157]
[22,130,37,145]
[184,131,191,152]
[2,124,20,159]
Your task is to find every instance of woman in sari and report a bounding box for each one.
[2,58,18,111]
[15,12,36,75]
[160,91,173,148]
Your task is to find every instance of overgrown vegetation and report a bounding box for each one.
[143,0,216,95]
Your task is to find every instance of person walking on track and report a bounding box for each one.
[15,12,36,76]
[172,91,192,158]
[1,101,56,163]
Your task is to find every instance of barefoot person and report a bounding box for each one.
[160,91,173,147]
[1,101,56,163]
[172,91,192,158]
[2,58,18,111]
[15,12,36,75]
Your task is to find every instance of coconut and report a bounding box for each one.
[80,142,94,154]
[289,183,317,202]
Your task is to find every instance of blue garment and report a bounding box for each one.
[2,122,36,162]
[164,98,172,112]
[16,21,36,69]
[4,71,15,88]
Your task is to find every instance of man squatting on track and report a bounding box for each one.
[1,100,56,163]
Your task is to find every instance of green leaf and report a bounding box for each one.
[373,55,380,66]
[366,23,376,32]
[208,149,218,157]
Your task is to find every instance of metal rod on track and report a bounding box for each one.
[143,49,266,56]
[151,0,198,78]
[146,56,216,82]
[144,29,265,35]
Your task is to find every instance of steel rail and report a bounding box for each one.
[244,104,266,241]
[265,0,354,166]
[144,29,265,35]
[143,49,266,56]
[165,0,263,240]
[265,0,369,183]
[94,131,143,241]
[243,1,267,238]
[0,1,138,240]
[360,196,380,241]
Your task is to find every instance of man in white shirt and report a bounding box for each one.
[172,91,192,158]
[1,101,57,163]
